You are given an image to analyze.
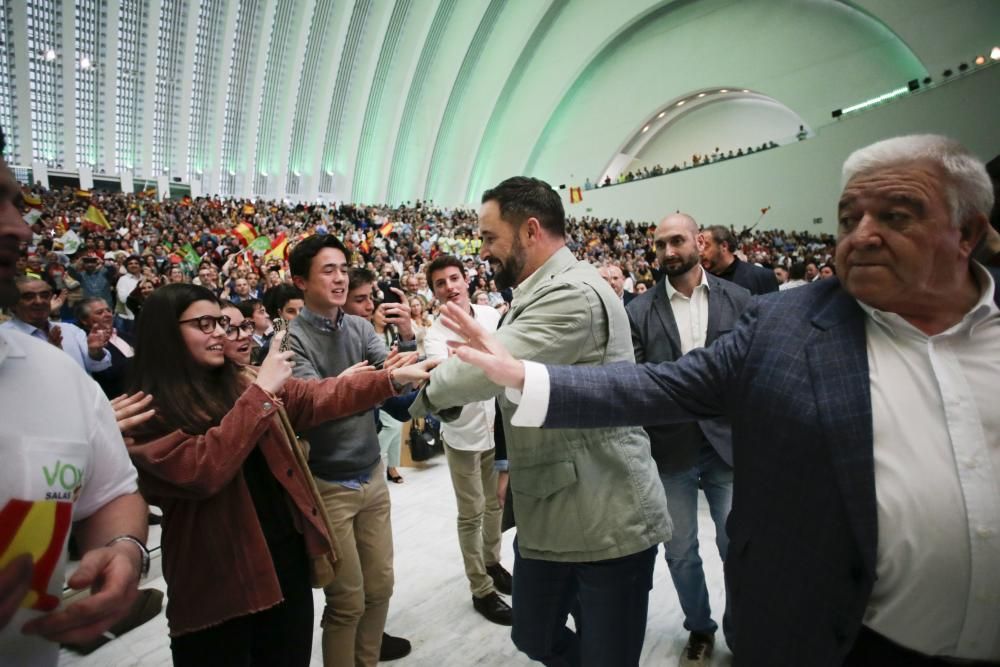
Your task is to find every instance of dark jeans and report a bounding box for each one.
[170,538,313,667]
[511,539,657,667]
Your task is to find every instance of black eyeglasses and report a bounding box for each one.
[225,320,255,340]
[178,315,230,334]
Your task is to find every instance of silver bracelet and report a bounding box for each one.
[105,535,150,580]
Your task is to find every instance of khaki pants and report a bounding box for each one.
[444,442,502,598]
[315,463,394,667]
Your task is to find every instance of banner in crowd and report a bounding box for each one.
[569,187,583,204]
[233,222,258,245]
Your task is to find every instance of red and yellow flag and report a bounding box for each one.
[242,203,256,216]
[569,187,583,204]
[0,499,74,612]
[233,222,258,246]
[82,205,111,230]
[379,222,394,237]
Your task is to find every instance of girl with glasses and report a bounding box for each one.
[124,284,435,666]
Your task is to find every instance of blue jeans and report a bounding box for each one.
[511,539,657,667]
[660,442,733,642]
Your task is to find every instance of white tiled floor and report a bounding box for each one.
[61,458,732,666]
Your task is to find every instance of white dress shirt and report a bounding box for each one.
[115,272,139,319]
[0,317,111,373]
[424,304,501,452]
[860,263,1000,659]
[664,268,710,354]
[512,265,1000,660]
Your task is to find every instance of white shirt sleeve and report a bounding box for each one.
[508,361,550,427]
[76,378,139,520]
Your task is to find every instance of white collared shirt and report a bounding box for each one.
[0,317,111,373]
[860,264,1000,659]
[424,304,501,452]
[664,268,710,354]
[511,264,1000,660]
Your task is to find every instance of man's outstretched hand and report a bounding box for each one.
[439,302,526,391]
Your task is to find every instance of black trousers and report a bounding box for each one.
[170,538,314,667]
[845,626,1000,667]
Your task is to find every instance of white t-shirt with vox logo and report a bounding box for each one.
[0,329,138,667]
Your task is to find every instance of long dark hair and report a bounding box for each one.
[129,283,247,436]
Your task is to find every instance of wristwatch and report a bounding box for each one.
[106,535,151,580]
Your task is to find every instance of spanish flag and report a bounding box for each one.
[82,205,111,230]
[264,233,289,262]
[234,222,258,246]
[242,203,256,216]
[0,499,73,612]
[23,191,42,208]
[379,222,394,237]
[74,189,92,199]
[569,187,583,204]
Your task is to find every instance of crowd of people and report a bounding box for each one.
[585,140,782,190]
[3,125,1000,667]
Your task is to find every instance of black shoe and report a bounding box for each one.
[485,562,513,595]
[679,631,714,667]
[379,632,411,661]
[472,592,513,626]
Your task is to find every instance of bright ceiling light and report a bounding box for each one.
[676,100,685,107]
[44,49,56,61]
[642,125,650,133]
[719,89,729,93]
[697,92,706,98]
[742,89,749,93]
[657,111,665,119]
[991,46,1000,61]
[974,55,986,65]
[80,56,91,69]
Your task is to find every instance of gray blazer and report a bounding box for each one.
[411,247,670,563]
[626,273,751,472]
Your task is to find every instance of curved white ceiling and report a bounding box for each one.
[7,0,999,205]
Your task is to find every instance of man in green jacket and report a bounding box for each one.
[411,176,670,666]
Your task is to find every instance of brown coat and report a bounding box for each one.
[128,373,395,636]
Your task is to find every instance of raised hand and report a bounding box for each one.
[49,289,67,316]
[47,324,63,349]
[86,326,111,358]
[389,357,441,389]
[339,360,376,377]
[254,337,295,395]
[383,349,418,373]
[439,302,525,390]
[110,392,156,446]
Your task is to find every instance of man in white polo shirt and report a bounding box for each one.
[423,255,512,626]
[0,126,149,667]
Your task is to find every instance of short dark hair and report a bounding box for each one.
[262,283,303,319]
[425,255,464,286]
[481,176,565,237]
[789,262,807,280]
[348,267,376,292]
[235,298,261,320]
[289,233,349,279]
[703,225,738,253]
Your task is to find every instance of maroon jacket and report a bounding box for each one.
[128,373,395,636]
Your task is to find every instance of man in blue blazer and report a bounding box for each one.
[630,213,751,662]
[438,135,1000,666]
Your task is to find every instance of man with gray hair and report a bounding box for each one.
[439,135,1000,665]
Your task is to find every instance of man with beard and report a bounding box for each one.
[0,127,149,666]
[411,177,669,666]
[627,213,750,665]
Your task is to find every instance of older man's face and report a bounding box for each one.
[835,161,977,315]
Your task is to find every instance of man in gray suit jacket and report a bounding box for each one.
[412,177,670,667]
[632,213,751,664]
[439,136,1000,666]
